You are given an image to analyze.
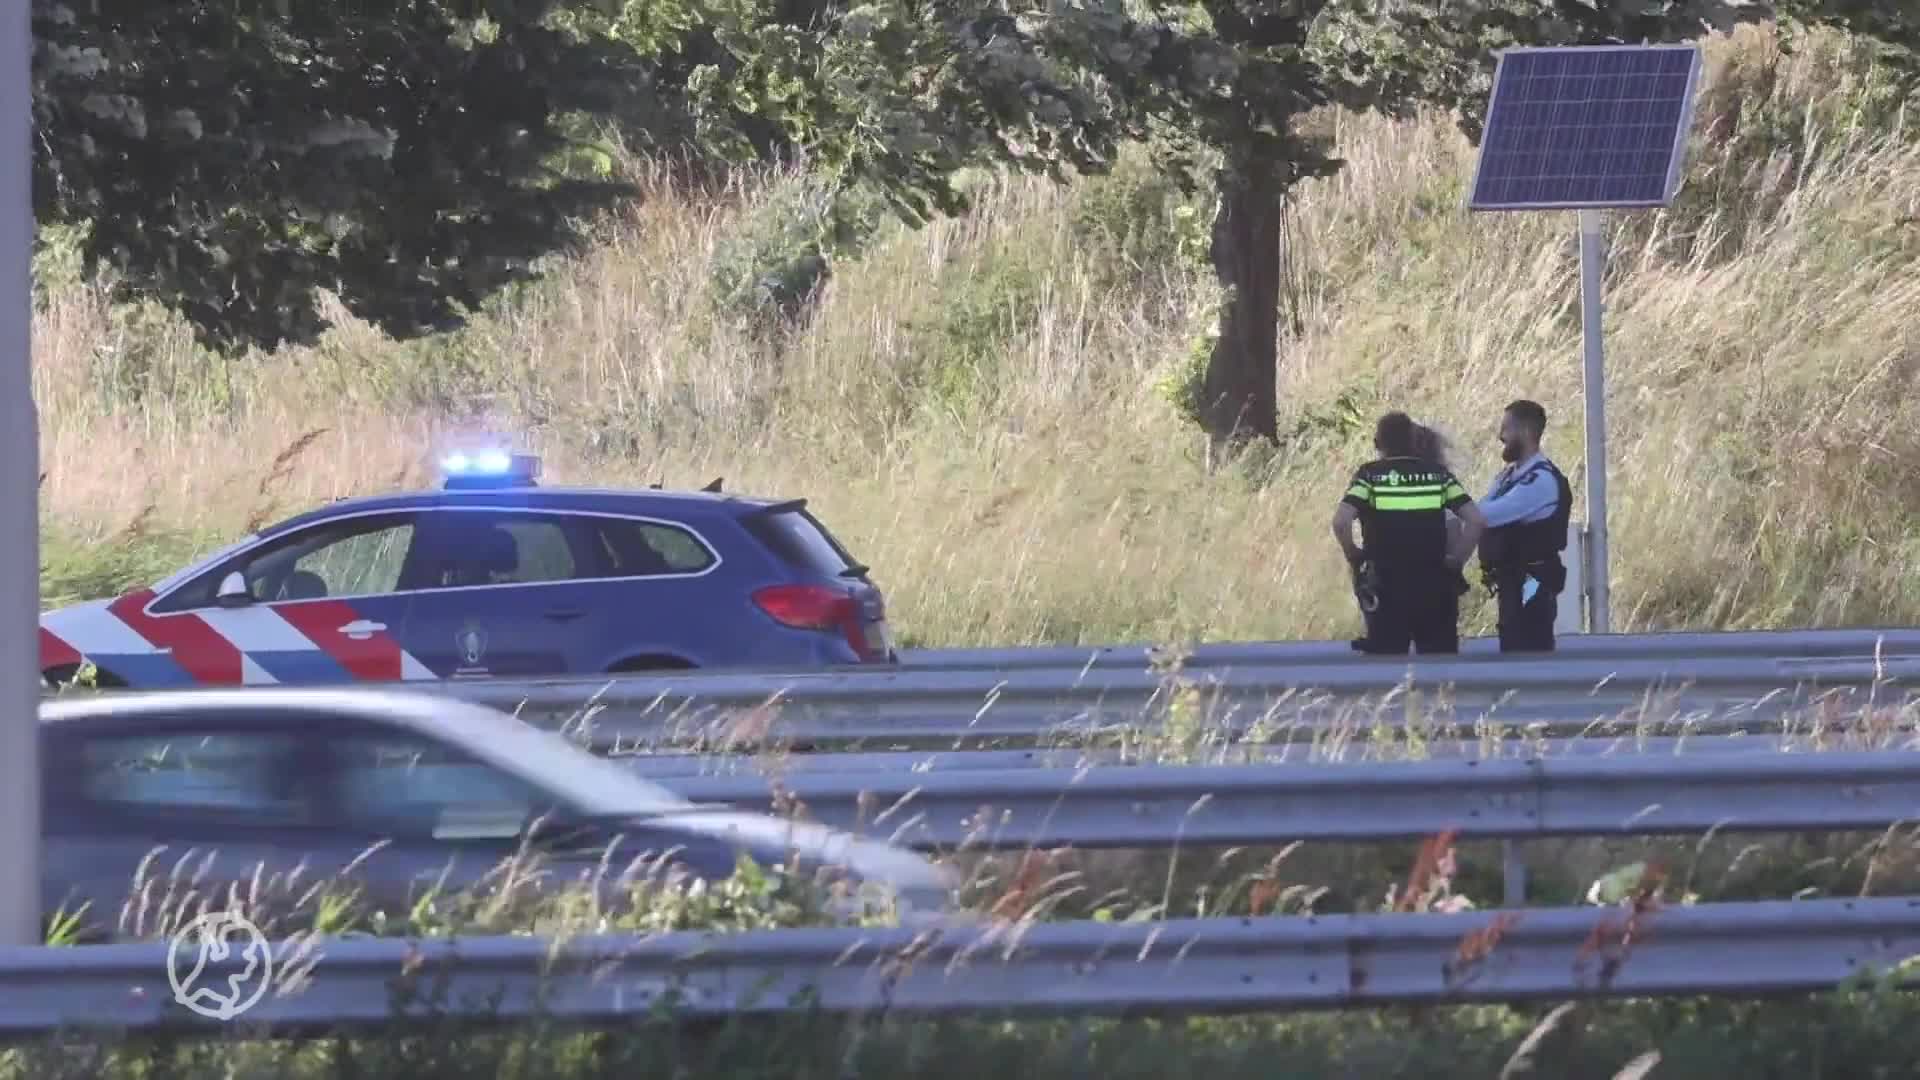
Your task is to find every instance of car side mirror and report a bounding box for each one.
[215,571,253,608]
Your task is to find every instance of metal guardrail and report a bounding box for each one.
[65,630,1920,751]
[896,627,1920,671]
[654,752,1920,850]
[7,896,1920,1037]
[464,651,1920,750]
[612,729,1920,779]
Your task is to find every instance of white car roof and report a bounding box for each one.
[40,686,693,818]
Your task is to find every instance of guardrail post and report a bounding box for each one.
[1502,840,1529,906]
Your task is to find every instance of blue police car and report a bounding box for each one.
[40,452,897,687]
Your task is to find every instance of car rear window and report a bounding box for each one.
[745,508,863,577]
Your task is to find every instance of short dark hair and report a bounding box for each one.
[1505,399,1547,436]
[1374,411,1416,457]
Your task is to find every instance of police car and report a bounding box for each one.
[39,451,898,688]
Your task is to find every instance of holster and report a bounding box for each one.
[1486,557,1565,597]
[1352,559,1381,612]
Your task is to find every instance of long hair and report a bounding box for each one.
[1410,422,1454,471]
[1412,422,1467,550]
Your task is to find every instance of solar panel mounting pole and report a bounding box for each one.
[0,0,39,947]
[1466,42,1703,640]
[1578,207,1610,634]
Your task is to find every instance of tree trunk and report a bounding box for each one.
[1201,166,1283,459]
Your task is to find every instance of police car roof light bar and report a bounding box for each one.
[441,450,541,490]
[1466,43,1704,637]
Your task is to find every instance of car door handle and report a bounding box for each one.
[543,608,587,621]
[338,619,386,639]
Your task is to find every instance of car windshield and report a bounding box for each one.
[147,534,261,595]
[436,705,694,818]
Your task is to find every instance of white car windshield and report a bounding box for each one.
[438,706,693,818]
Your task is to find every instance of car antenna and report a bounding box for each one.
[701,476,723,492]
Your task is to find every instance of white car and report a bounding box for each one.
[40,687,959,938]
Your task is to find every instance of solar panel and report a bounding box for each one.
[1468,44,1704,211]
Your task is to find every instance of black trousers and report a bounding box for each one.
[1356,569,1459,655]
[1494,562,1560,652]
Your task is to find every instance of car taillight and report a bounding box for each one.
[752,584,877,659]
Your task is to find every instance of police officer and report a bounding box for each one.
[1477,399,1573,652]
[1333,412,1486,655]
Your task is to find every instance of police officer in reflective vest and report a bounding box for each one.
[1477,399,1574,652]
[1333,412,1486,655]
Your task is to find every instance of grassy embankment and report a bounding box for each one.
[37,23,1920,646]
[18,22,1920,1079]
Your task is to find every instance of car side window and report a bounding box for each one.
[585,518,716,577]
[416,513,578,589]
[152,513,423,613]
[324,733,559,840]
[260,520,418,601]
[71,731,314,824]
[499,518,577,582]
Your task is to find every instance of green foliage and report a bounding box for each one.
[1311,1,1919,145]
[580,0,1354,242]
[372,849,847,940]
[14,978,1920,1078]
[1646,22,1920,270]
[32,0,646,354]
[1284,381,1374,450]
[33,0,1920,398]
[1311,1,1756,140]
[39,519,218,610]
[30,222,87,305]
[598,0,1174,224]
[1155,295,1218,428]
[1777,1,1920,93]
[88,302,173,410]
[385,330,513,420]
[901,240,1050,420]
[708,171,887,332]
[1069,142,1216,287]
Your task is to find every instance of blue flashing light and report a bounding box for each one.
[440,449,540,489]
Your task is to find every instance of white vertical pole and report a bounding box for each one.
[0,0,41,946]
[1577,209,1610,635]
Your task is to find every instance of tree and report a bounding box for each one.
[41,0,1914,373]
[32,0,1209,354]
[599,0,1336,452]
[580,0,1220,224]
[1135,0,1759,455]
[32,0,659,354]
[633,0,1795,454]
[1307,0,1917,140]
[1130,0,1920,455]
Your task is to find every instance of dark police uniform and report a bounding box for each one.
[1341,456,1473,655]
[1477,453,1573,652]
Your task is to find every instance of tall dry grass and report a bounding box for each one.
[33,23,1920,645]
